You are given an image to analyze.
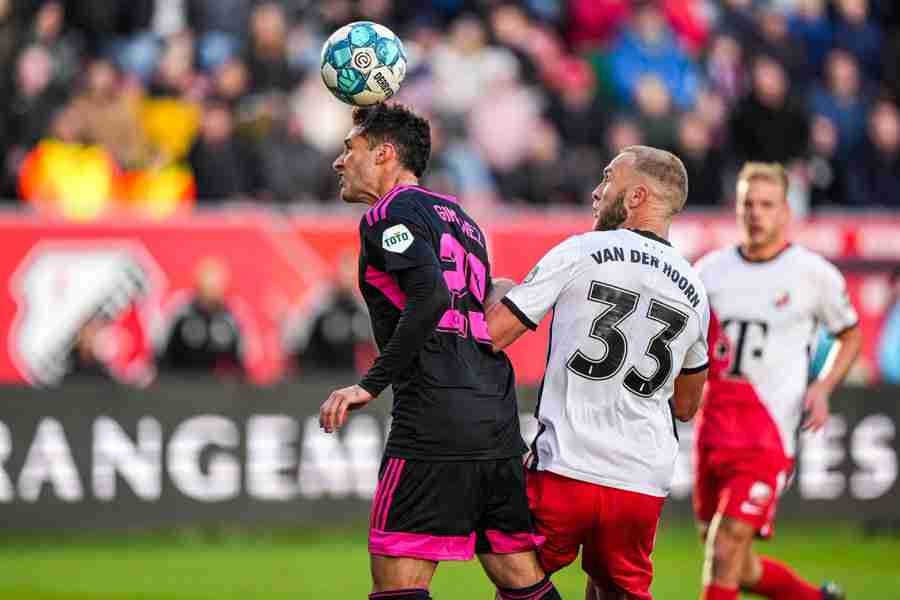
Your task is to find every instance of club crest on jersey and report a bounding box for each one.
[382,224,413,253]
[749,481,773,505]
[774,291,791,308]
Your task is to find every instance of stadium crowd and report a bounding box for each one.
[0,0,898,220]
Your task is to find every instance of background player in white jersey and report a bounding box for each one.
[487,146,710,600]
[693,163,862,600]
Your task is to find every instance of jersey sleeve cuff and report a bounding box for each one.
[681,362,709,375]
[358,379,386,398]
[829,320,859,337]
[501,297,538,331]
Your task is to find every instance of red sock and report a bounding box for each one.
[702,583,738,600]
[750,556,820,600]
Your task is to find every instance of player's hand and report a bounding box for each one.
[802,380,832,432]
[320,385,373,433]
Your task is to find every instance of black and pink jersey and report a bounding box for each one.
[357,184,525,461]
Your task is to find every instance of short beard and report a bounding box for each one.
[594,190,628,231]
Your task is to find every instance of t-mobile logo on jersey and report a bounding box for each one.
[720,319,769,379]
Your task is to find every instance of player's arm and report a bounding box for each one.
[320,213,449,433]
[486,237,580,353]
[672,368,707,421]
[672,304,712,422]
[804,323,861,430]
[357,263,450,396]
[804,261,863,431]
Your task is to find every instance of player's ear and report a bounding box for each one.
[374,142,395,165]
[629,185,647,208]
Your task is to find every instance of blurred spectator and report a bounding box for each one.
[752,6,809,89]
[566,0,630,49]
[69,59,151,167]
[187,0,250,71]
[468,61,542,178]
[187,99,263,202]
[18,103,118,220]
[806,115,846,208]
[260,110,330,203]
[602,115,645,165]
[847,99,900,207]
[809,49,872,160]
[63,312,155,387]
[545,58,607,150]
[147,32,197,98]
[676,112,726,207]
[0,0,20,84]
[494,118,577,205]
[211,57,249,104]
[883,21,900,102]
[567,0,708,54]
[292,250,374,373]
[704,32,747,103]
[832,0,883,80]
[787,0,833,77]
[63,317,120,383]
[245,2,300,95]
[26,1,79,88]
[608,0,700,110]
[423,116,497,201]
[878,267,900,384]
[716,0,760,50]
[729,55,809,164]
[7,45,66,152]
[694,87,730,147]
[430,14,520,117]
[487,3,542,86]
[161,258,247,375]
[633,75,678,152]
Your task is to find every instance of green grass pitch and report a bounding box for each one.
[1,521,897,599]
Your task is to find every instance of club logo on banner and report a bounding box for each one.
[8,241,166,385]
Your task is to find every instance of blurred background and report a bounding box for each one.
[0,0,898,598]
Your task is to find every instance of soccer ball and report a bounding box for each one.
[320,21,407,106]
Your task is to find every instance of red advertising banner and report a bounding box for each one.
[0,211,895,386]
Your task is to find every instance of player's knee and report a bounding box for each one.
[369,589,430,599]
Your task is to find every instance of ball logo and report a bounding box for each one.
[373,71,394,97]
[382,224,414,254]
[354,53,372,69]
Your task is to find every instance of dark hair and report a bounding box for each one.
[352,103,431,177]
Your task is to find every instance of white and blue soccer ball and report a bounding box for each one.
[320,21,407,106]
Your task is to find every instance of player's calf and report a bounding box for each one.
[702,516,754,598]
[495,575,561,600]
[743,556,835,600]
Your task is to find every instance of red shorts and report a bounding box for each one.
[693,447,793,538]
[526,470,665,600]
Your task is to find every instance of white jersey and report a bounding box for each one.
[504,229,710,497]
[695,245,859,457]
